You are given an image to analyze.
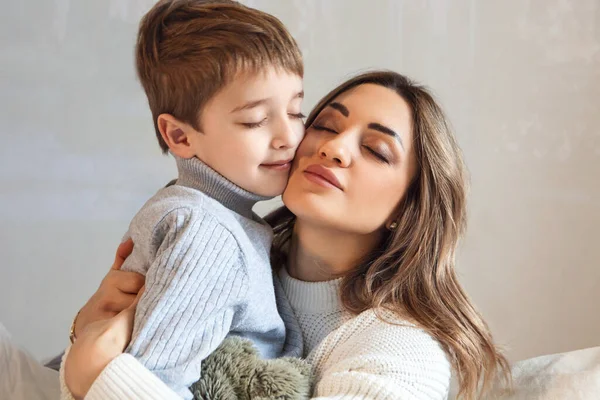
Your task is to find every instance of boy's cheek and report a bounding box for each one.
[291,125,307,151]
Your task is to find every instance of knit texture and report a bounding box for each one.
[60,155,302,400]
[60,347,179,400]
[61,263,451,400]
[279,268,452,400]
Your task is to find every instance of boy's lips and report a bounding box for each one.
[260,159,293,171]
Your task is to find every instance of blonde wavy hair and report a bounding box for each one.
[266,71,510,399]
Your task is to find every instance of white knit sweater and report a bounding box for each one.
[279,268,451,400]
[61,268,451,399]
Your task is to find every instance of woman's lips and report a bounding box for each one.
[303,164,343,190]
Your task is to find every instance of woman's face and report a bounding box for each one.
[283,83,417,235]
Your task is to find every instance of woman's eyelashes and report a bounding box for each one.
[363,146,390,163]
[312,121,337,134]
[240,112,306,129]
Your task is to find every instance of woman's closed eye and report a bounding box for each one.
[363,146,390,163]
[289,112,306,120]
[312,122,338,134]
[312,121,393,163]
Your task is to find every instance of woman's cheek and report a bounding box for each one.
[300,130,321,153]
[361,173,399,217]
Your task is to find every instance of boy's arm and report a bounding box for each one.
[128,206,248,399]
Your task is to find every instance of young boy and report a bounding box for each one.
[61,1,305,398]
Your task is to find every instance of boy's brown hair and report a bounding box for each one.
[136,0,304,152]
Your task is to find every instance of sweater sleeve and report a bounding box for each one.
[126,207,249,399]
[310,320,451,400]
[59,343,183,400]
[84,353,181,400]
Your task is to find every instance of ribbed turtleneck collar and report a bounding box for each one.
[175,155,271,219]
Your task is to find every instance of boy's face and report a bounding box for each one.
[188,67,305,197]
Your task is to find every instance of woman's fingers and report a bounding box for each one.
[112,239,134,270]
[76,270,144,336]
[99,274,142,312]
[131,285,145,308]
[75,239,141,337]
[109,270,145,294]
[104,292,139,313]
[111,285,145,347]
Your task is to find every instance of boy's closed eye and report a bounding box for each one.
[239,112,306,129]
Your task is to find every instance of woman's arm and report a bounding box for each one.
[61,240,181,400]
[61,298,139,399]
[62,346,181,400]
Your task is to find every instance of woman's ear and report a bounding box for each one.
[385,220,398,231]
[156,114,198,159]
[385,208,403,231]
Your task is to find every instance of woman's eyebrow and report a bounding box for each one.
[368,122,405,150]
[327,102,350,117]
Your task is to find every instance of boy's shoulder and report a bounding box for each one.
[130,183,249,240]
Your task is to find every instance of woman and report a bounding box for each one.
[64,71,510,399]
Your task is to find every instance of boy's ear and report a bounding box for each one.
[156,114,198,159]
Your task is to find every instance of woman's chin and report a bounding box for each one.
[284,193,336,225]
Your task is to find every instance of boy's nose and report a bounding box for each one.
[272,118,303,150]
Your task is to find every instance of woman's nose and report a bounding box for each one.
[318,137,351,167]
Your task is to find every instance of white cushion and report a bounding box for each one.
[484,346,600,399]
[0,323,60,400]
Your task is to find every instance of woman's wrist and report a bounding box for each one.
[69,310,81,343]
[64,337,119,399]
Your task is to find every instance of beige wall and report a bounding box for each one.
[1,0,598,362]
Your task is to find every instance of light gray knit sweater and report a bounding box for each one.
[116,155,302,399]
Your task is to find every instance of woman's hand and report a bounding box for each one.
[64,286,144,399]
[74,239,145,337]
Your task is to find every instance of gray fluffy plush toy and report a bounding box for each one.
[191,336,312,400]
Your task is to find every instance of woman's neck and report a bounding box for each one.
[287,219,382,282]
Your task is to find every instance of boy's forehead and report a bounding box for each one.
[216,67,304,103]
[229,65,303,86]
